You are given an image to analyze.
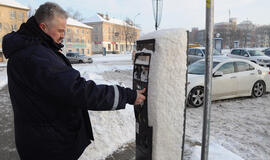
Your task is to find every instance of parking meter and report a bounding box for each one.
[133,39,155,160]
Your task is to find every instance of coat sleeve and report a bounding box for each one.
[27,52,137,111]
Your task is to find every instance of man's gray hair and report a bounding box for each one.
[34,2,68,25]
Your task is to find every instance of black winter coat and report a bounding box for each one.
[2,17,137,160]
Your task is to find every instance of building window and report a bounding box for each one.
[76,38,79,42]
[115,44,118,50]
[108,44,111,50]
[18,12,24,20]
[10,10,16,19]
[76,48,80,53]
[86,31,88,34]
[68,50,72,52]
[88,49,90,54]
[11,24,17,31]
[67,38,71,42]
[82,49,84,54]
[67,28,71,33]
[81,39,85,43]
[82,29,84,34]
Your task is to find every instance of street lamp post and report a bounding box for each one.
[133,13,141,51]
[201,0,214,160]
[152,0,163,30]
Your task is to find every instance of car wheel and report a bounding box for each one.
[188,86,204,107]
[79,60,83,63]
[252,81,265,97]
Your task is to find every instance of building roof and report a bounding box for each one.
[0,0,29,10]
[84,13,139,29]
[67,17,93,29]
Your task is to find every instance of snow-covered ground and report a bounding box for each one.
[0,53,269,160]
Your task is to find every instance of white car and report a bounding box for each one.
[227,48,270,68]
[187,58,270,107]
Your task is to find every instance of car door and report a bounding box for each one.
[235,61,257,96]
[69,53,76,63]
[240,50,250,60]
[212,62,238,100]
[229,49,242,59]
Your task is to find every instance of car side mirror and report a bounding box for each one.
[198,53,203,57]
[213,71,223,77]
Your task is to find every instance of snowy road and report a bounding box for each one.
[0,86,20,160]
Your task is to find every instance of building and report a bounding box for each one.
[213,18,238,48]
[63,18,93,56]
[0,0,29,61]
[84,13,140,54]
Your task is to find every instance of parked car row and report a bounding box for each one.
[227,48,270,68]
[187,57,270,107]
[188,47,270,68]
[65,52,93,64]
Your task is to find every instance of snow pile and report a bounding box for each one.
[190,142,244,160]
[73,61,135,160]
[91,53,132,62]
[139,28,187,160]
[0,67,7,89]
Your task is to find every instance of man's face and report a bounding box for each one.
[41,17,66,44]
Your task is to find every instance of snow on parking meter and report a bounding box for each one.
[133,29,188,160]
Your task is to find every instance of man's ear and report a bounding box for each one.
[39,23,47,32]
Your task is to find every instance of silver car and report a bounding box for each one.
[187,47,223,65]
[227,48,270,68]
[66,52,93,64]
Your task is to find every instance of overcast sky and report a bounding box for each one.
[17,0,270,34]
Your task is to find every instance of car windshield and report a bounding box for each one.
[202,48,221,55]
[188,61,220,75]
[248,50,264,56]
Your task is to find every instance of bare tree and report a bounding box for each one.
[124,17,137,51]
[66,8,84,21]
[27,5,35,18]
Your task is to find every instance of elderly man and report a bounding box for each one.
[2,2,145,160]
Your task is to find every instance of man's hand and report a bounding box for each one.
[134,88,146,105]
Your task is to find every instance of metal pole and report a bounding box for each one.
[201,0,214,160]
[155,0,158,30]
